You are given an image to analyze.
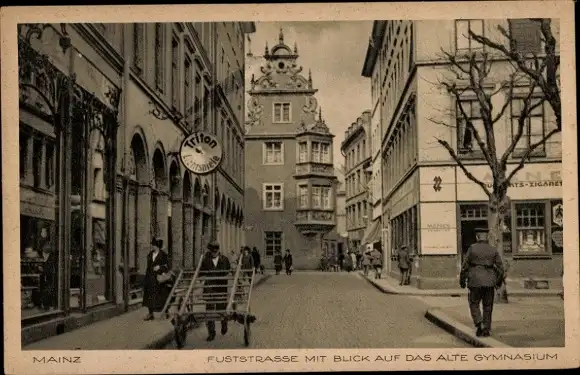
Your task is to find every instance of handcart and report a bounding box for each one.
[160,252,257,349]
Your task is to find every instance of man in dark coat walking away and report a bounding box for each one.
[199,241,232,342]
[273,250,283,275]
[251,247,261,274]
[143,237,171,321]
[398,245,411,285]
[460,228,505,337]
[283,249,293,275]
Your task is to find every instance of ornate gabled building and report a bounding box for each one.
[244,29,338,270]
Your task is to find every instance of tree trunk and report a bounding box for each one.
[488,194,509,304]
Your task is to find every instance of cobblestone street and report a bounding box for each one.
[165,271,469,349]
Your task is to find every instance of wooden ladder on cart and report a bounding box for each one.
[160,252,256,349]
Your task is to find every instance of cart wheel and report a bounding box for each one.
[174,321,187,349]
[243,316,251,347]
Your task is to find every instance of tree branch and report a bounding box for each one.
[500,79,541,169]
[504,127,561,184]
[435,137,491,197]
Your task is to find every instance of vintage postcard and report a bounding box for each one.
[2,1,578,373]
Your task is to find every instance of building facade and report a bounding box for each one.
[244,29,337,270]
[341,111,375,253]
[19,22,254,345]
[362,19,562,289]
[334,168,347,257]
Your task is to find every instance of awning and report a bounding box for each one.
[360,219,381,249]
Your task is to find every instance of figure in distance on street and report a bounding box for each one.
[459,227,505,337]
[283,249,293,275]
[398,245,411,286]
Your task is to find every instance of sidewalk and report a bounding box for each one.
[359,272,565,348]
[424,296,565,348]
[361,272,563,297]
[23,273,271,350]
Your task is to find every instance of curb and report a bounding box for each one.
[145,273,272,349]
[425,308,512,348]
[361,273,563,297]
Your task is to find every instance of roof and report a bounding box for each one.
[361,21,388,77]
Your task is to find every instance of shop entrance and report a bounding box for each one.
[458,203,488,270]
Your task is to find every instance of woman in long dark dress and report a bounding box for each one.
[143,237,171,321]
[283,249,293,275]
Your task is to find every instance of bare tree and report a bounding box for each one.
[432,19,560,302]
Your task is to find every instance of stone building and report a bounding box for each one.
[362,19,562,289]
[244,29,338,269]
[18,21,254,345]
[341,111,377,253]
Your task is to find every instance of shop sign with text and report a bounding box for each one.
[419,202,457,255]
[180,131,223,175]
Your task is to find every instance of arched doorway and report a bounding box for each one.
[128,133,149,300]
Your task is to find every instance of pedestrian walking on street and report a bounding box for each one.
[251,247,261,274]
[459,228,505,338]
[283,249,293,275]
[398,245,411,285]
[241,246,254,279]
[338,251,345,271]
[356,251,362,270]
[370,248,383,279]
[199,241,232,342]
[362,251,371,276]
[350,251,358,271]
[143,237,172,321]
[274,250,283,275]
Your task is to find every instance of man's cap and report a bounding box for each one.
[151,237,163,248]
[474,227,489,234]
[207,241,220,250]
[401,245,408,249]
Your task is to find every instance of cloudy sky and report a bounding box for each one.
[245,21,373,174]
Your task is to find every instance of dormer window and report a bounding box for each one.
[273,102,291,123]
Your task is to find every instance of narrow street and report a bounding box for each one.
[165,271,469,349]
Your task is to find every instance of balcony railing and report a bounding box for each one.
[294,163,334,177]
[295,209,335,224]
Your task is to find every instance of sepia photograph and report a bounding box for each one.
[2,1,578,373]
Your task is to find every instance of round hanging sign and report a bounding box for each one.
[179,131,223,175]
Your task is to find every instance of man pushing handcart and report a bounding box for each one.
[160,241,257,349]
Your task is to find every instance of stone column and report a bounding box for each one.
[157,192,169,250]
[183,202,194,268]
[171,197,183,270]
[136,183,151,274]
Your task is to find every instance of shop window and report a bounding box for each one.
[550,200,564,254]
[21,216,58,318]
[264,231,282,257]
[515,202,546,253]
